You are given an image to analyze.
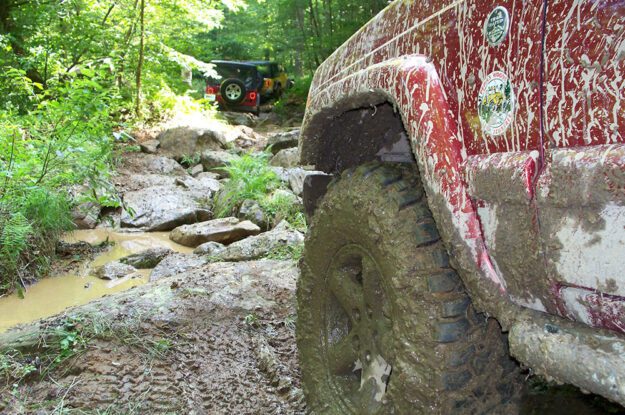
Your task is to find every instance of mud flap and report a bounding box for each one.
[302,173,333,219]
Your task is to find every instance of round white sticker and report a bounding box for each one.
[477,71,515,136]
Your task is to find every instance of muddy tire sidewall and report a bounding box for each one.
[297,163,519,414]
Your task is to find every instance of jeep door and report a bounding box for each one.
[535,0,625,333]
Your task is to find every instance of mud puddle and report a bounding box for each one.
[0,229,192,333]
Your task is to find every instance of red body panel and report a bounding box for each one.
[302,0,625,334]
[544,0,625,148]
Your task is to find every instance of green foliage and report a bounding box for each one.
[21,189,73,234]
[201,0,388,78]
[181,152,202,167]
[0,72,118,293]
[259,192,307,232]
[0,213,33,275]
[215,152,280,216]
[264,242,304,261]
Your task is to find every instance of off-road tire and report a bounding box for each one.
[297,162,520,414]
[220,78,246,105]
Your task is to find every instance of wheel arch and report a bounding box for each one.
[299,56,516,325]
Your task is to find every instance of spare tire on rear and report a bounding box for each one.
[220,78,246,105]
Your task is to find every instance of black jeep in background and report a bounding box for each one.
[204,60,263,115]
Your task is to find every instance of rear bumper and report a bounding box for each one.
[509,308,625,405]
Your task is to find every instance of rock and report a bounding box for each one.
[72,202,101,229]
[233,126,260,149]
[149,253,208,281]
[190,164,204,177]
[287,168,327,196]
[193,241,226,256]
[169,217,261,247]
[140,139,160,154]
[196,171,221,181]
[116,173,177,192]
[270,167,290,184]
[175,176,221,194]
[221,111,257,127]
[144,155,187,176]
[269,148,299,168]
[270,188,302,207]
[119,247,173,269]
[265,129,300,154]
[257,111,281,126]
[237,199,268,230]
[121,185,212,231]
[200,150,240,176]
[216,221,304,262]
[157,126,228,159]
[96,261,137,280]
[56,241,96,257]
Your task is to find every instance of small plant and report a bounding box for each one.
[260,193,307,232]
[0,212,33,275]
[244,313,260,327]
[180,152,201,167]
[284,315,296,330]
[265,243,304,261]
[215,152,280,217]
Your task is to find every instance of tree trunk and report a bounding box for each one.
[135,0,145,116]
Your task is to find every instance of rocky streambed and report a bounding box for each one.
[0,111,310,413]
[0,110,619,414]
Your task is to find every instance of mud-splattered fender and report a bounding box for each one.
[300,55,515,321]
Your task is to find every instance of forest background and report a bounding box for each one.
[0,0,388,293]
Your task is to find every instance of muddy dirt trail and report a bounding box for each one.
[0,111,621,414]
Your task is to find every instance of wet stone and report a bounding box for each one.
[216,221,304,262]
[265,129,300,154]
[119,247,173,269]
[96,261,137,280]
[237,199,269,230]
[149,253,208,282]
[190,164,204,177]
[269,148,299,168]
[140,139,160,154]
[200,151,240,177]
[169,217,261,248]
[72,202,101,230]
[157,125,229,159]
[193,241,226,256]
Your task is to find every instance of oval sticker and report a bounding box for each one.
[478,71,515,136]
[484,6,510,46]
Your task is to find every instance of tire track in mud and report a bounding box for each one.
[0,261,306,414]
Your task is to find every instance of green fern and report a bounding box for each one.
[215,152,280,217]
[21,188,73,234]
[0,212,33,274]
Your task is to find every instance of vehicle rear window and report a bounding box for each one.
[207,64,258,84]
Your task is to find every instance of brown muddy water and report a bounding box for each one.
[0,229,192,333]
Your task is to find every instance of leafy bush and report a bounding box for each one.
[260,192,307,232]
[215,152,280,217]
[0,71,117,294]
[273,75,312,118]
[215,152,307,232]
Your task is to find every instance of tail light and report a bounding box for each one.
[205,86,216,94]
[249,91,257,101]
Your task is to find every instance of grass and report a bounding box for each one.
[264,243,304,261]
[0,189,75,294]
[0,314,173,388]
[259,192,307,232]
[214,151,307,232]
[214,152,280,217]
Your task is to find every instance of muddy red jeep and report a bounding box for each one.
[296,1,625,413]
